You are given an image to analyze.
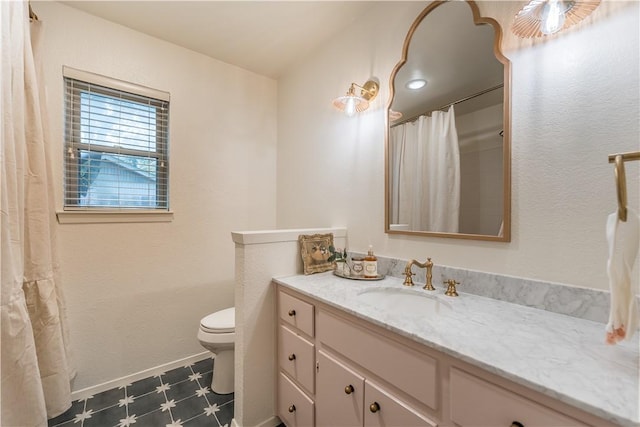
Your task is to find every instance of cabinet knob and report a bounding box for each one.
[369,402,380,413]
[511,422,524,427]
[288,354,296,361]
[288,309,296,316]
[288,405,296,413]
[344,384,354,394]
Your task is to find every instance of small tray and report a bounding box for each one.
[333,270,385,281]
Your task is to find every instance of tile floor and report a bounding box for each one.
[48,358,233,427]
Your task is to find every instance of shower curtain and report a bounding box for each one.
[390,106,460,232]
[1,3,75,426]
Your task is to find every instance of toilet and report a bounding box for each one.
[197,307,235,394]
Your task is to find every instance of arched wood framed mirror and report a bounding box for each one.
[385,1,511,242]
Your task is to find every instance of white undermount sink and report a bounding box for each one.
[356,286,452,317]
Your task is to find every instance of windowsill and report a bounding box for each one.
[56,210,174,224]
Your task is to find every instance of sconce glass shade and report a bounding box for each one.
[333,92,368,117]
[389,110,403,122]
[332,80,379,117]
[512,0,600,38]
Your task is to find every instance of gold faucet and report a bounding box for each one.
[403,258,435,290]
[443,279,461,297]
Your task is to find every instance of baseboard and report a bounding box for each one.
[231,415,281,427]
[71,352,211,401]
[257,416,281,427]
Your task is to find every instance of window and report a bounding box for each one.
[63,67,169,210]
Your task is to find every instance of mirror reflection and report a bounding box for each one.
[386,1,511,241]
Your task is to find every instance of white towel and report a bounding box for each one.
[605,207,640,344]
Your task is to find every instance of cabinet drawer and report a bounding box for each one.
[279,325,315,393]
[316,350,365,427]
[450,368,588,427]
[364,380,438,427]
[279,372,314,427]
[279,291,314,337]
[318,310,438,411]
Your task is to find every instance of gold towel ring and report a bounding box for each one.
[614,155,627,222]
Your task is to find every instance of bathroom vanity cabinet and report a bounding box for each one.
[276,283,621,427]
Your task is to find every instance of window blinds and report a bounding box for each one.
[63,70,169,210]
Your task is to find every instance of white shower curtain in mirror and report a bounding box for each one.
[1,3,75,426]
[390,106,460,232]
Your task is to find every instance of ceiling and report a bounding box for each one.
[60,1,506,119]
[60,1,376,79]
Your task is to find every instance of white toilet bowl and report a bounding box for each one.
[197,307,235,394]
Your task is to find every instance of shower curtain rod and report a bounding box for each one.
[391,83,504,127]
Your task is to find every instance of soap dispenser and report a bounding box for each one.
[364,245,378,278]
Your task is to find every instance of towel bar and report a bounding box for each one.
[608,151,640,222]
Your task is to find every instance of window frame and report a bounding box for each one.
[58,67,172,223]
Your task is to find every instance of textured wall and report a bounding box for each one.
[35,2,277,392]
[276,1,639,291]
[233,228,347,427]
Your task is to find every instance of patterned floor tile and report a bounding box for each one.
[133,408,173,427]
[192,358,213,374]
[49,420,76,427]
[183,412,220,426]
[128,389,167,417]
[46,357,233,427]
[214,401,234,427]
[162,366,193,385]
[198,371,213,390]
[82,404,127,427]
[127,376,162,398]
[206,390,234,407]
[85,387,125,412]
[166,378,200,402]
[47,399,85,426]
[170,394,210,422]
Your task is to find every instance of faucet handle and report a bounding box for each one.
[443,279,461,297]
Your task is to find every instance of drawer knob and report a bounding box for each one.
[288,354,296,361]
[288,309,296,316]
[288,404,296,413]
[344,384,354,394]
[369,402,380,413]
[511,423,524,427]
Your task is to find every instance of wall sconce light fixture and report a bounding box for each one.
[512,0,600,38]
[332,80,379,117]
[389,110,403,122]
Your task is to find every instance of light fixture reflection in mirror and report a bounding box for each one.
[385,0,511,242]
[406,79,427,90]
[512,0,601,38]
[332,80,379,117]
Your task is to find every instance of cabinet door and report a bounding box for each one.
[318,310,438,411]
[316,350,365,427]
[364,380,438,427]
[450,368,588,427]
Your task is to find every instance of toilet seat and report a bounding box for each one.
[200,307,234,333]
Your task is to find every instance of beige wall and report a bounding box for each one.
[36,2,277,391]
[276,1,639,291]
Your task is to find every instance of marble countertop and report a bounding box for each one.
[273,272,639,427]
